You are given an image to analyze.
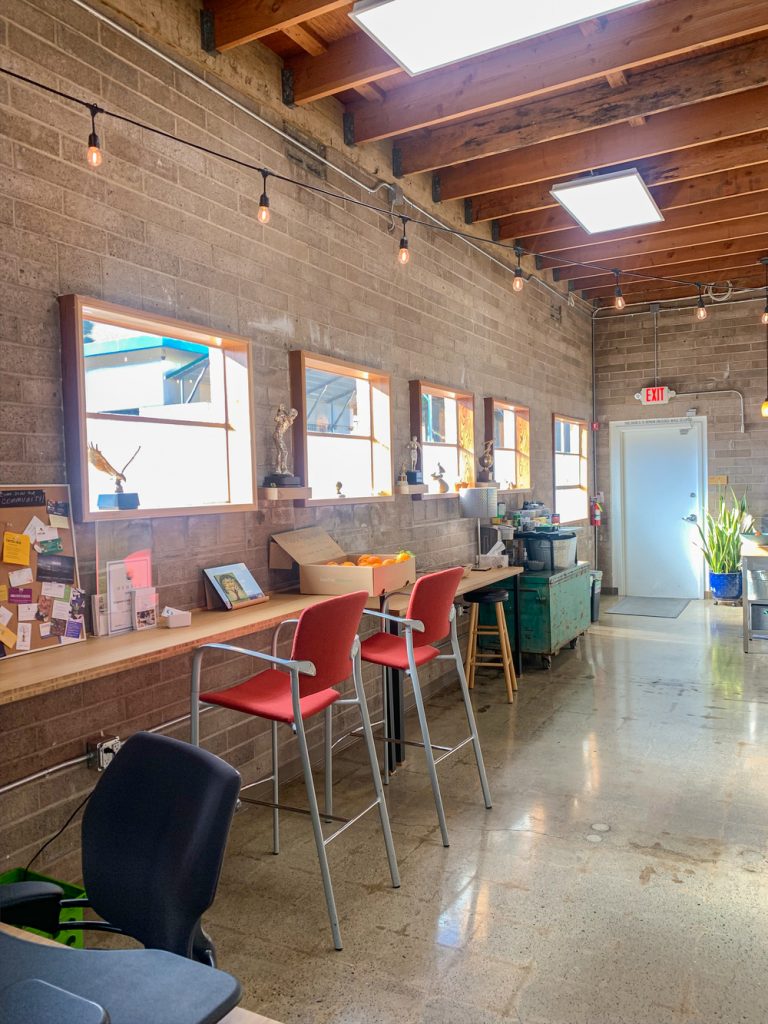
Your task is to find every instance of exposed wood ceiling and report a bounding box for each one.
[202,0,768,306]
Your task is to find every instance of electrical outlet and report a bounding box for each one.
[87,735,122,772]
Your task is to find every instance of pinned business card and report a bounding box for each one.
[41,582,68,599]
[17,604,38,622]
[8,567,33,588]
[39,622,52,639]
[0,606,11,628]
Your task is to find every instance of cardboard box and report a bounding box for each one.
[270,527,415,597]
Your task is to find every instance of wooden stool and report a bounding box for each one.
[464,589,517,703]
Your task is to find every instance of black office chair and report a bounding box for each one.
[0,732,240,966]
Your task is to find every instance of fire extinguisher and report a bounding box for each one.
[590,498,603,528]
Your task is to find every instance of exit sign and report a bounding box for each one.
[635,385,676,405]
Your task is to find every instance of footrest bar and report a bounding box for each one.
[323,800,380,846]
[240,796,349,824]
[433,734,474,765]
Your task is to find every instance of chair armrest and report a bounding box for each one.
[194,642,316,677]
[0,881,64,935]
[362,608,425,632]
[381,590,413,614]
[271,618,300,657]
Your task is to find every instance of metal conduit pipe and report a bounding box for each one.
[672,389,746,434]
[0,705,215,795]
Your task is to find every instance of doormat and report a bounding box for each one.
[607,597,690,619]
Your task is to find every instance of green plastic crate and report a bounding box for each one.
[0,867,86,947]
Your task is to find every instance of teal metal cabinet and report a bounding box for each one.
[481,561,591,668]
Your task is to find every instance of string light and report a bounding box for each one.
[397,217,410,265]
[257,169,270,224]
[613,270,625,311]
[695,284,708,321]
[512,246,524,292]
[3,65,765,312]
[86,104,102,168]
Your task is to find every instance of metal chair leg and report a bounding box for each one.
[382,665,391,785]
[452,623,492,810]
[407,662,450,847]
[294,712,342,951]
[271,721,280,855]
[354,652,400,888]
[324,705,333,822]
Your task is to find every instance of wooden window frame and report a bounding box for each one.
[58,294,257,523]
[409,380,475,495]
[289,350,394,506]
[552,413,589,524]
[484,397,531,492]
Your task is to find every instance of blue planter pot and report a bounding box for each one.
[709,571,742,601]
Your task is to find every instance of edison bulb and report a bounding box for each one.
[513,271,524,292]
[762,398,768,418]
[762,307,768,326]
[614,293,625,311]
[696,303,708,321]
[398,243,410,265]
[86,144,102,168]
[257,194,270,224]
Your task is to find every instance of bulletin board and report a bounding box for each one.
[0,485,86,660]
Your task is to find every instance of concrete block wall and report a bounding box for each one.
[0,0,592,880]
[594,301,768,590]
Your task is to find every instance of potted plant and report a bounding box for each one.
[697,491,752,602]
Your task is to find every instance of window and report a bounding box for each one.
[290,351,393,502]
[59,295,256,522]
[409,381,474,492]
[485,398,531,490]
[553,415,589,523]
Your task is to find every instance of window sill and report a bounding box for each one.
[305,495,395,508]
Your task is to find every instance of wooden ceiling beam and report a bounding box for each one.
[203,0,349,52]
[585,259,767,300]
[395,37,768,177]
[506,192,768,252]
[539,214,768,272]
[438,86,768,202]
[495,162,768,240]
[286,33,399,105]
[557,234,768,285]
[282,22,328,56]
[346,0,768,144]
[593,274,766,306]
[572,250,768,294]
[469,131,768,223]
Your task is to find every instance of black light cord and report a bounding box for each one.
[0,63,753,296]
[24,791,91,874]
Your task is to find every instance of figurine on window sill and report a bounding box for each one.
[431,463,449,494]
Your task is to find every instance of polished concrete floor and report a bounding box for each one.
[210,599,768,1023]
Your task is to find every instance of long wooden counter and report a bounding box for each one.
[0,568,522,708]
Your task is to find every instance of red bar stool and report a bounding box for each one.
[190,591,400,951]
[360,567,492,847]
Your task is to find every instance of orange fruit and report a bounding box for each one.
[357,554,372,564]
[395,551,411,563]
[368,557,383,567]
[341,561,355,567]
[381,558,395,566]
[326,561,337,566]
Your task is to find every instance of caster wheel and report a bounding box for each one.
[541,655,552,670]
[569,637,579,650]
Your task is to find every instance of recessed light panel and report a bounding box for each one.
[550,169,664,234]
[350,0,649,76]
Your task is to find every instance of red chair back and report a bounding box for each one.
[291,591,368,696]
[406,567,464,647]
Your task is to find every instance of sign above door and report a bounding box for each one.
[634,385,677,405]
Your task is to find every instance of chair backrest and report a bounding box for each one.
[406,567,464,646]
[81,731,240,958]
[290,590,368,696]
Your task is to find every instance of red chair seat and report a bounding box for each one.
[201,669,341,725]
[360,632,440,671]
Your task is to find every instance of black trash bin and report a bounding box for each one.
[590,570,602,622]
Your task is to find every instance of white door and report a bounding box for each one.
[610,418,706,599]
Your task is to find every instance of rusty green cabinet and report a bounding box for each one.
[481,561,591,667]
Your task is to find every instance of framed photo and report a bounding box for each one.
[202,563,268,611]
